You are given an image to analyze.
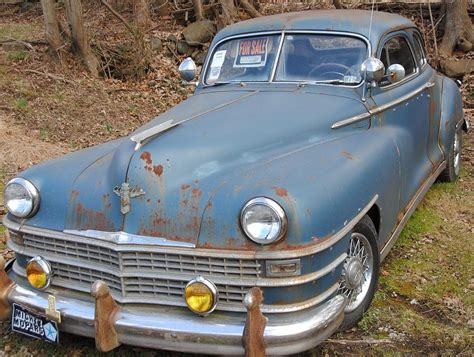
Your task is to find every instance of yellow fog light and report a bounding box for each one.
[26,256,52,290]
[184,277,218,316]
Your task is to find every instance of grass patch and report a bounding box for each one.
[14,97,28,110]
[0,23,42,42]
[7,49,30,62]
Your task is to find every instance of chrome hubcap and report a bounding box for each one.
[453,131,461,176]
[338,232,374,313]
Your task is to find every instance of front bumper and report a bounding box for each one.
[2,263,346,355]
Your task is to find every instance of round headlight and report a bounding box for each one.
[240,197,287,244]
[4,178,40,218]
[184,277,218,316]
[26,256,52,290]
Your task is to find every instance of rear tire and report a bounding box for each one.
[438,127,462,182]
[338,215,380,331]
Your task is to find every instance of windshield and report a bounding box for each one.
[204,33,367,85]
[205,35,281,84]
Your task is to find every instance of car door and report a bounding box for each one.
[369,32,434,209]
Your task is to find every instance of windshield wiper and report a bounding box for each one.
[206,81,232,87]
[297,79,355,87]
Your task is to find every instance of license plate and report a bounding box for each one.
[11,303,59,344]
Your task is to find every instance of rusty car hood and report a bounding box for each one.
[18,87,369,248]
[121,88,368,246]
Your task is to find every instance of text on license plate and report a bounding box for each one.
[11,303,59,344]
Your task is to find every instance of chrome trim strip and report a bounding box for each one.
[261,282,340,313]
[331,80,435,129]
[128,91,257,150]
[130,120,178,151]
[3,194,378,260]
[380,161,446,260]
[63,229,196,248]
[331,112,371,129]
[269,30,285,82]
[202,30,371,89]
[371,80,434,116]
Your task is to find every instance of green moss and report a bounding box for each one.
[7,50,30,62]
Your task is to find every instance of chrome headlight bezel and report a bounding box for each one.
[240,197,288,244]
[4,177,40,218]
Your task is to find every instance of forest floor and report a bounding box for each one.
[0,3,473,356]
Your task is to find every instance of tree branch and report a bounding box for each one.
[100,0,135,35]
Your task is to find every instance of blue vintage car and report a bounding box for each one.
[1,9,469,355]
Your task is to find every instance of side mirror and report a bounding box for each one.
[386,64,405,84]
[360,58,385,84]
[179,57,197,83]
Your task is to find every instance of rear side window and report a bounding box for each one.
[412,32,427,67]
[379,36,416,86]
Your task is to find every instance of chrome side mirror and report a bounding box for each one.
[179,57,197,83]
[360,58,385,84]
[386,64,405,84]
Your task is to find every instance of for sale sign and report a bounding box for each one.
[234,37,269,68]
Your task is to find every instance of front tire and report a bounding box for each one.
[438,127,462,182]
[338,215,380,330]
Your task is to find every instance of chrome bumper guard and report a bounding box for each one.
[1,259,346,355]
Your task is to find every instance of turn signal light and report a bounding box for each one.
[184,277,218,316]
[26,256,52,290]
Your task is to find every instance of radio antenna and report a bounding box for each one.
[368,0,376,41]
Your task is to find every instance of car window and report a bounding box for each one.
[412,32,427,67]
[379,36,416,86]
[275,34,367,84]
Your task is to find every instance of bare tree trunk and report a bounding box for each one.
[64,0,99,77]
[219,0,239,26]
[239,0,261,18]
[40,0,62,58]
[333,0,346,9]
[439,0,474,56]
[193,0,205,21]
[132,0,152,30]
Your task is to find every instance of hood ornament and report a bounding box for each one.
[113,183,145,215]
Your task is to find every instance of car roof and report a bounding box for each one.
[213,10,415,50]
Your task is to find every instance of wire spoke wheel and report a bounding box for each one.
[453,131,461,176]
[338,232,374,313]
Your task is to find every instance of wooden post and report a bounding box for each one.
[0,256,14,321]
[243,287,267,357]
[64,0,99,77]
[91,280,121,352]
[40,0,63,58]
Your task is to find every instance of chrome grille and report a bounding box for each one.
[21,232,262,310]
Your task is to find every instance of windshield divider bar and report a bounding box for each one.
[270,31,285,83]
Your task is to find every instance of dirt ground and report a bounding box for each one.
[0,3,473,356]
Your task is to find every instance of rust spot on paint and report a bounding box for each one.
[182,199,189,205]
[140,151,152,165]
[71,191,80,198]
[181,184,191,191]
[192,188,203,197]
[206,201,212,209]
[153,165,163,177]
[272,187,288,197]
[146,198,151,203]
[341,151,353,160]
[74,203,115,232]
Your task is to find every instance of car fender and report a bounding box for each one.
[439,77,464,155]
